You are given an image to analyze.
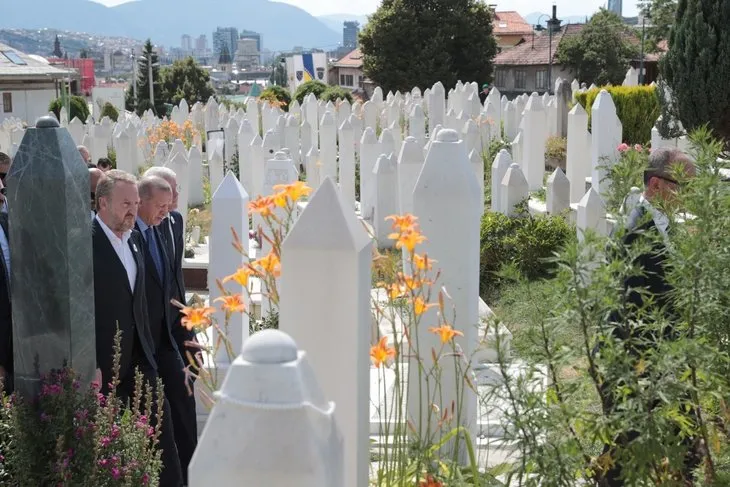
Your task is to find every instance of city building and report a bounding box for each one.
[608,0,623,17]
[1,43,77,123]
[234,38,260,70]
[239,30,262,53]
[330,48,365,92]
[213,27,239,57]
[343,21,360,49]
[195,35,208,53]
[181,34,192,52]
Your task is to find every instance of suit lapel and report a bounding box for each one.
[93,220,133,296]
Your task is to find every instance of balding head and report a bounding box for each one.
[78,145,91,165]
[89,168,106,211]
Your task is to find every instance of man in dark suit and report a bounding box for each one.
[136,174,196,485]
[0,177,12,394]
[597,148,697,486]
[93,170,183,487]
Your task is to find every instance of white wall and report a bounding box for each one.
[0,89,56,125]
[337,67,363,90]
[92,87,126,116]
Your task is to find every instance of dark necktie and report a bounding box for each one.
[145,227,164,281]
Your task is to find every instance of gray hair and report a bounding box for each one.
[96,169,137,203]
[138,175,172,200]
[143,166,177,183]
[645,147,691,184]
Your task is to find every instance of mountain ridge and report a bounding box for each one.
[0,0,340,51]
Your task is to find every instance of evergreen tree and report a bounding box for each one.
[80,49,88,59]
[359,0,498,93]
[638,0,678,48]
[125,39,165,116]
[661,0,730,142]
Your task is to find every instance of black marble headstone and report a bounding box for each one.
[7,115,95,398]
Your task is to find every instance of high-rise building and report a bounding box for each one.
[213,27,239,57]
[607,0,622,17]
[195,35,208,52]
[181,34,192,51]
[239,30,262,53]
[235,38,260,70]
[343,21,360,49]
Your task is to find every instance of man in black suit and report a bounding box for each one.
[136,174,196,485]
[0,177,12,394]
[597,148,697,486]
[93,170,183,487]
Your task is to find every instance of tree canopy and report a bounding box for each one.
[661,0,730,142]
[159,57,215,107]
[359,0,498,93]
[638,0,678,49]
[556,9,638,86]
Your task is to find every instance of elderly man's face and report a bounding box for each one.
[646,157,695,205]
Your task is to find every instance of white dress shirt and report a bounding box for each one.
[96,214,136,292]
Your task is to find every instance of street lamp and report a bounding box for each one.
[130,52,137,105]
[535,5,561,94]
[639,7,650,85]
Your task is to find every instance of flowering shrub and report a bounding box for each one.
[600,142,648,212]
[0,336,162,486]
[144,119,198,150]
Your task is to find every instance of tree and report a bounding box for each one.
[49,96,90,123]
[293,80,328,105]
[80,49,88,59]
[159,57,215,106]
[556,9,638,86]
[320,86,354,104]
[638,0,678,49]
[259,85,292,111]
[661,0,730,142]
[100,102,119,122]
[125,39,165,116]
[52,35,62,58]
[359,0,498,93]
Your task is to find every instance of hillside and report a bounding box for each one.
[0,0,339,51]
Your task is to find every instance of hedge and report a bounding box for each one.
[49,96,90,123]
[574,85,659,145]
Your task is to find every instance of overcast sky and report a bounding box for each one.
[93,0,639,18]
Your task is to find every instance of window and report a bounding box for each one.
[495,69,507,88]
[2,93,11,113]
[536,69,548,91]
[340,74,354,87]
[357,75,363,88]
[1,51,26,65]
[515,70,526,89]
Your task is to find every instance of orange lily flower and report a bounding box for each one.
[370,336,396,368]
[222,266,253,287]
[389,227,426,253]
[428,324,464,344]
[274,181,313,202]
[385,214,418,232]
[413,296,436,316]
[249,196,274,217]
[413,253,435,271]
[180,305,216,331]
[272,191,288,208]
[214,294,246,313]
[254,252,281,278]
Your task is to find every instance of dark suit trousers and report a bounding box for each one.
[157,344,198,484]
[118,361,183,487]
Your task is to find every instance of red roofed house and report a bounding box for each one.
[492,11,534,50]
[493,24,584,96]
[330,48,366,92]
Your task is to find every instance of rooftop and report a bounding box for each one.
[492,11,533,37]
[494,24,584,66]
[333,48,363,69]
[0,42,73,78]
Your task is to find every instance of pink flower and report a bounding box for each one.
[142,473,150,485]
[111,467,121,480]
[110,424,121,439]
[147,426,155,438]
[98,458,108,467]
[100,436,111,448]
[617,143,630,152]
[634,144,643,152]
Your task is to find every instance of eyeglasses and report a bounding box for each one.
[645,170,679,185]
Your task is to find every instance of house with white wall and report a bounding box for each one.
[0,42,74,124]
[330,48,365,92]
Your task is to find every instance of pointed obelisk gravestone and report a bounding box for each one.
[209,172,249,363]
[8,115,95,398]
[280,177,371,487]
[546,167,570,214]
[491,149,513,214]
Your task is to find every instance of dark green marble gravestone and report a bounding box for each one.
[7,116,95,398]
